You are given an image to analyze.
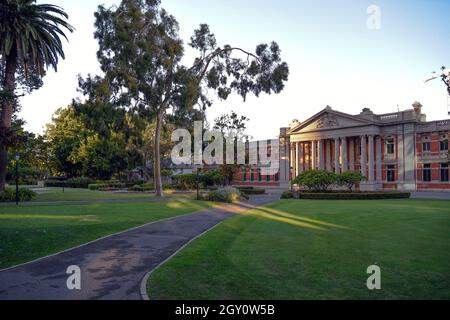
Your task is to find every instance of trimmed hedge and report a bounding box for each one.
[281,191,295,199]
[240,188,266,195]
[128,183,155,192]
[45,177,94,189]
[297,192,411,200]
[0,187,37,202]
[88,182,126,191]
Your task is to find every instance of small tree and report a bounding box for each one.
[337,171,366,192]
[293,170,337,192]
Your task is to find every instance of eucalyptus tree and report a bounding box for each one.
[0,0,73,190]
[93,0,289,197]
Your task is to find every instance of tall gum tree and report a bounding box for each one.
[93,0,289,197]
[0,0,73,191]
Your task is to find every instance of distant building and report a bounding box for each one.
[284,103,449,191]
[233,103,450,191]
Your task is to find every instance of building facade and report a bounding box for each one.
[233,103,450,191]
[286,103,450,191]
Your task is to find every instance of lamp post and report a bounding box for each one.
[15,153,20,206]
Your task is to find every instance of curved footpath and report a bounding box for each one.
[0,195,278,300]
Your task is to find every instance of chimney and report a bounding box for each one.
[412,101,422,115]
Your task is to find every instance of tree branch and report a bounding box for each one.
[190,47,261,82]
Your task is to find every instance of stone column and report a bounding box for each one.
[318,140,325,170]
[297,142,304,174]
[326,140,332,171]
[311,140,317,170]
[341,137,348,173]
[334,138,340,173]
[290,142,295,177]
[295,142,299,177]
[360,136,367,177]
[349,138,355,171]
[368,135,375,182]
[376,136,382,181]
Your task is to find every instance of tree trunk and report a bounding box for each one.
[0,49,17,191]
[153,110,164,197]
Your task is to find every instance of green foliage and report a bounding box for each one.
[0,1,74,191]
[89,0,289,196]
[336,171,366,191]
[0,1,74,77]
[281,191,295,199]
[45,105,129,180]
[201,170,224,187]
[172,174,197,190]
[208,187,242,203]
[128,183,155,192]
[173,170,224,190]
[45,177,94,189]
[293,170,338,192]
[0,187,36,202]
[297,192,411,200]
[88,182,126,191]
[238,188,266,195]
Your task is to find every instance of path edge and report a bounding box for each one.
[140,219,228,301]
[0,204,224,273]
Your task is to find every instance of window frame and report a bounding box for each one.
[423,164,432,182]
[440,139,449,152]
[422,142,431,152]
[386,164,396,182]
[386,139,395,155]
[441,163,449,182]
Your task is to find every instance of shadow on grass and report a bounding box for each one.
[237,205,350,231]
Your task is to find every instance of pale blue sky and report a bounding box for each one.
[20,0,450,140]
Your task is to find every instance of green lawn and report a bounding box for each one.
[0,199,214,269]
[31,187,194,202]
[148,199,450,300]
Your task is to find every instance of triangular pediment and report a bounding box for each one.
[289,108,376,134]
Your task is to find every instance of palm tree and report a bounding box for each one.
[0,0,73,191]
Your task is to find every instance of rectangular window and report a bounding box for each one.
[250,169,254,181]
[440,140,449,151]
[242,169,247,182]
[387,140,395,155]
[422,142,431,152]
[387,165,395,182]
[258,169,262,182]
[441,163,449,182]
[423,164,431,182]
[266,173,271,182]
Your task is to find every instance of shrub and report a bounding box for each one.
[236,186,254,191]
[0,187,37,202]
[45,177,95,189]
[336,171,366,191]
[128,183,155,192]
[201,170,224,187]
[293,170,338,192]
[297,192,411,200]
[88,182,126,191]
[173,171,225,190]
[208,186,242,203]
[240,188,266,195]
[172,174,197,190]
[281,191,294,199]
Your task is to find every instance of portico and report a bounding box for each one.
[288,107,396,191]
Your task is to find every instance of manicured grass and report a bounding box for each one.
[148,199,450,300]
[0,199,214,269]
[31,187,194,202]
